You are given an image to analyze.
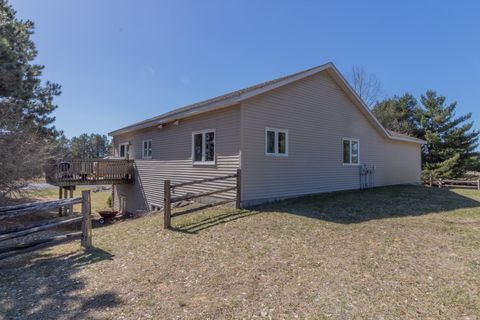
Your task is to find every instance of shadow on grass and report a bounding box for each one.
[255,185,480,224]
[0,247,120,319]
[170,209,258,234]
[168,185,480,232]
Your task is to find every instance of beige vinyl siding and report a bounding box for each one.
[240,71,418,204]
[113,106,240,213]
[384,140,422,185]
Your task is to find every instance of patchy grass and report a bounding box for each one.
[0,186,111,230]
[17,186,112,213]
[1,185,480,319]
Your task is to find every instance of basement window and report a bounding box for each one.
[192,129,215,164]
[150,204,162,212]
[142,139,152,159]
[265,128,288,156]
[343,138,360,165]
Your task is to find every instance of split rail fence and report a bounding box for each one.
[163,169,241,229]
[0,190,92,260]
[425,173,480,190]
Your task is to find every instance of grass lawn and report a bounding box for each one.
[14,185,112,213]
[1,185,479,319]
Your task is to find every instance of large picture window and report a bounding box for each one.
[192,129,215,164]
[343,138,360,165]
[265,128,288,156]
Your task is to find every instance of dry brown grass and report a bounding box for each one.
[1,185,479,319]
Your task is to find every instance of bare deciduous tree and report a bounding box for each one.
[0,110,51,197]
[350,66,382,108]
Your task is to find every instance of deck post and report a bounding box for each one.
[236,169,242,209]
[163,180,171,229]
[63,187,69,215]
[58,187,63,217]
[111,185,115,210]
[68,187,74,215]
[81,190,92,248]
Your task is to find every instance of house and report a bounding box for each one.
[108,62,425,213]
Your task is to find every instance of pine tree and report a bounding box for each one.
[70,134,111,159]
[0,0,61,138]
[417,91,479,177]
[0,0,62,195]
[372,93,420,136]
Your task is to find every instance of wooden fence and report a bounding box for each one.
[163,169,241,229]
[424,173,480,190]
[0,190,92,260]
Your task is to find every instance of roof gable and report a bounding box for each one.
[109,63,425,144]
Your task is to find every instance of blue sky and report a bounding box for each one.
[11,0,480,138]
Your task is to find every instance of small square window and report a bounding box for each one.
[265,128,288,156]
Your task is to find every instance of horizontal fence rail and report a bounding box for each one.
[0,197,82,220]
[45,159,134,186]
[424,174,480,190]
[163,169,241,229]
[0,190,92,261]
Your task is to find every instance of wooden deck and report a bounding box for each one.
[45,159,134,187]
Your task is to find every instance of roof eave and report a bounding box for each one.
[387,135,427,144]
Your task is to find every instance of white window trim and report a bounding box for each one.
[142,139,152,159]
[342,137,360,166]
[265,127,289,157]
[118,142,129,159]
[192,129,216,165]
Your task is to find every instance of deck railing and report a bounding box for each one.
[45,159,134,186]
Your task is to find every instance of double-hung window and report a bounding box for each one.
[192,129,215,164]
[142,139,152,159]
[265,128,288,156]
[343,138,360,165]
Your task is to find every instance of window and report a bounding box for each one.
[343,138,360,165]
[150,204,162,211]
[192,129,215,164]
[142,139,152,159]
[119,143,130,159]
[265,128,288,156]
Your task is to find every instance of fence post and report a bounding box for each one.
[429,172,433,187]
[236,169,242,209]
[438,178,442,188]
[164,180,171,229]
[477,179,480,191]
[81,190,92,248]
